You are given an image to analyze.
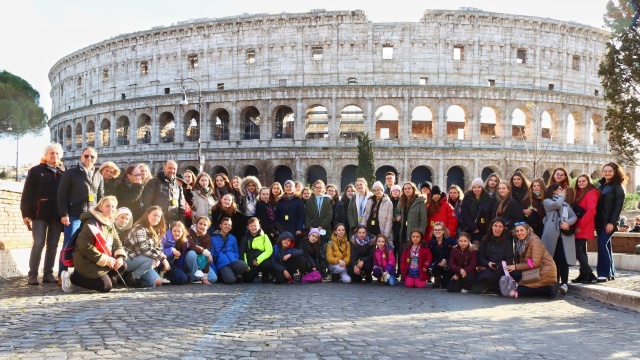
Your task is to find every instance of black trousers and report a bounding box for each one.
[553,237,569,285]
[347,261,373,283]
[575,239,592,274]
[71,262,128,293]
[242,259,280,283]
[447,272,477,292]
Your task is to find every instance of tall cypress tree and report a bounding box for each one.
[356,133,375,187]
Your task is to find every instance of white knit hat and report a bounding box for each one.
[471,178,484,188]
[372,181,384,191]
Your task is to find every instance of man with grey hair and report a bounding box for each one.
[20,143,66,285]
[141,160,185,226]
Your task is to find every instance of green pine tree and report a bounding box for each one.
[355,133,375,187]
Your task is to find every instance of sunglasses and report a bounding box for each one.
[514,222,526,226]
[83,154,96,159]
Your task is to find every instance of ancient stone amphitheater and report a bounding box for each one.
[48,8,616,190]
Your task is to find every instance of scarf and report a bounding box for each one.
[515,233,531,260]
[354,234,369,246]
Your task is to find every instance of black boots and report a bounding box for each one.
[570,272,585,283]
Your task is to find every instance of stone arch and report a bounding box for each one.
[75,122,83,148]
[515,166,534,180]
[590,113,604,146]
[567,111,584,145]
[480,106,500,139]
[211,108,230,141]
[159,112,175,143]
[341,165,358,192]
[307,165,327,186]
[274,165,293,186]
[58,127,63,145]
[100,118,111,147]
[411,166,433,187]
[273,105,295,139]
[570,169,582,179]
[86,120,95,147]
[116,116,130,145]
[446,105,467,139]
[183,165,199,175]
[339,105,365,140]
[411,105,434,139]
[375,165,398,183]
[481,166,500,181]
[65,125,72,150]
[591,169,603,180]
[210,165,229,177]
[305,104,329,139]
[241,106,261,140]
[183,109,200,142]
[446,165,467,189]
[511,106,532,140]
[243,165,260,177]
[543,169,552,184]
[137,114,152,144]
[541,109,558,140]
[374,105,399,139]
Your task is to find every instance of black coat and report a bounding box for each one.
[426,236,457,263]
[493,197,525,229]
[20,162,65,221]
[459,191,493,237]
[57,164,103,218]
[349,237,375,267]
[141,171,185,225]
[115,180,145,222]
[477,236,514,269]
[596,180,625,230]
[331,199,347,231]
[209,209,248,245]
[255,200,276,240]
[300,237,324,269]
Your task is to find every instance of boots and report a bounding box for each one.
[583,272,597,284]
[571,271,585,283]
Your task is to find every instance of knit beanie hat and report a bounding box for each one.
[431,185,442,196]
[420,181,432,190]
[372,181,384,191]
[471,177,484,188]
[284,180,295,188]
[390,185,402,193]
[278,231,294,243]
[308,228,320,237]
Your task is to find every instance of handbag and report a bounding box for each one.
[499,261,518,298]
[301,269,323,284]
[572,203,586,219]
[520,268,541,285]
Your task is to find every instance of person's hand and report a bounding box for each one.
[460,269,466,277]
[488,262,496,270]
[606,223,615,234]
[283,254,291,261]
[523,209,532,216]
[338,260,345,267]
[452,274,459,281]
[383,271,389,278]
[396,215,402,222]
[473,229,479,234]
[354,265,361,275]
[152,259,160,268]
[61,216,70,226]
[253,260,258,267]
[358,260,364,268]
[172,249,181,257]
[295,230,302,235]
[114,257,124,271]
[162,259,170,270]
[560,222,569,230]
[284,270,291,279]
[106,257,116,269]
[439,259,447,267]
[318,226,322,230]
[23,217,32,228]
[505,265,515,272]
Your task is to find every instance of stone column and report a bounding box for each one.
[230,102,239,142]
[328,95,338,146]
[366,96,374,136]
[438,158,445,189]
[129,111,137,146]
[400,94,410,145]
[82,116,87,149]
[94,113,100,150]
[175,104,183,143]
[295,98,304,141]
[200,101,209,143]
[151,106,158,145]
[110,112,117,148]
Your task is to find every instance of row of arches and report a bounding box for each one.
[53,103,605,149]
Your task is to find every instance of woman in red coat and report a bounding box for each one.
[572,174,600,284]
[400,229,432,288]
[425,186,458,240]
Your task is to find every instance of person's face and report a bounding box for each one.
[259,189,270,202]
[281,238,292,248]
[147,209,162,226]
[403,184,413,196]
[221,194,233,208]
[232,178,240,189]
[488,176,498,188]
[272,185,281,196]
[514,225,527,240]
[376,237,386,249]
[385,175,395,186]
[432,193,441,202]
[314,183,324,196]
[183,172,193,184]
[128,168,143,184]
[309,233,319,243]
[346,187,355,197]
[577,177,589,189]
[219,220,232,234]
[356,228,367,239]
[198,176,209,189]
[284,183,293,194]
[472,185,482,196]
[45,148,61,165]
[247,182,256,193]
[432,226,444,238]
[635,218,640,226]
[326,186,336,198]
[355,181,364,193]
[164,161,177,179]
[421,188,431,196]
[391,189,400,198]
[196,219,209,234]
[171,225,183,240]
[99,199,116,219]
[215,176,226,187]
[295,183,303,192]
[449,189,458,201]
[497,183,509,197]
[81,149,97,169]
[115,213,130,228]
[411,232,422,244]
[553,170,566,183]
[334,225,346,237]
[373,187,383,198]
[492,221,504,236]
[602,165,615,181]
[248,221,260,234]
[512,176,523,187]
[532,182,541,193]
[302,189,311,199]
[554,187,563,196]
[458,236,470,250]
[139,165,149,180]
[101,167,116,180]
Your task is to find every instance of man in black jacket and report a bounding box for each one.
[56,147,104,278]
[141,160,185,227]
[20,143,66,285]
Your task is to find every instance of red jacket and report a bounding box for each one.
[425,197,458,240]
[400,244,432,281]
[448,244,478,276]
[575,188,599,241]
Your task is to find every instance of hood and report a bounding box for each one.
[240,176,262,197]
[115,207,133,231]
[350,233,375,245]
[80,206,114,227]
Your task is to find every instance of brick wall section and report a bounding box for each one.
[612,233,640,254]
[0,180,33,250]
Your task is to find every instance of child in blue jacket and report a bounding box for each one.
[273,231,310,284]
[210,217,248,284]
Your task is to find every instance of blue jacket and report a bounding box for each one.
[274,195,305,234]
[210,230,240,274]
[161,229,191,270]
[272,244,307,273]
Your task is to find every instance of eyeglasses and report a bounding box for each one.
[130,173,143,177]
[514,222,526,226]
[83,154,96,159]
[433,229,443,232]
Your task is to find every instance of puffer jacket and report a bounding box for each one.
[448,244,478,277]
[191,189,216,221]
[425,197,458,239]
[362,194,394,245]
[574,188,599,240]
[238,176,261,217]
[459,191,493,241]
[141,171,185,225]
[595,180,625,230]
[396,196,428,244]
[210,231,241,275]
[21,161,65,221]
[373,246,396,275]
[513,234,557,288]
[239,230,272,267]
[326,234,351,265]
[400,243,432,281]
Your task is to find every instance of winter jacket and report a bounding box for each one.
[187,227,212,257]
[341,195,352,231]
[331,198,348,233]
[305,193,334,241]
[255,200,276,240]
[574,188,599,240]
[349,234,375,267]
[274,195,305,234]
[523,195,545,238]
[57,164,104,218]
[513,234,557,288]
[210,231,242,274]
[103,178,118,197]
[21,161,65,221]
[459,191,493,240]
[300,237,324,270]
[161,229,190,270]
[239,230,272,267]
[73,207,127,279]
[191,189,216,222]
[595,180,625,230]
[124,224,166,261]
[362,194,394,245]
[347,191,373,232]
[373,246,396,275]
[326,234,351,265]
[425,197,458,239]
[141,170,185,225]
[448,244,478,277]
[273,244,306,266]
[396,196,428,244]
[400,244,432,281]
[493,197,525,229]
[209,209,248,245]
[541,195,577,265]
[477,236,514,270]
[115,180,145,222]
[238,176,261,217]
[426,236,457,265]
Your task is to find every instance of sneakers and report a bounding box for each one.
[61,270,77,293]
[194,270,204,278]
[161,278,171,284]
[559,283,568,295]
[27,275,39,285]
[42,274,57,284]
[461,289,469,293]
[596,276,608,283]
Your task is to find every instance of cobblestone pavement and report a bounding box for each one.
[1,278,640,360]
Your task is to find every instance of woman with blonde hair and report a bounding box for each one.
[137,163,152,184]
[99,161,121,196]
[191,172,216,222]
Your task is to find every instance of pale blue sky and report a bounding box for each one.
[0,0,609,166]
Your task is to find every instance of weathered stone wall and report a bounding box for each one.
[612,233,640,254]
[0,181,33,250]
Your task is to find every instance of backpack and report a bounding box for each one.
[498,260,518,298]
[59,220,90,267]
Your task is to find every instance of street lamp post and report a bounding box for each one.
[3,115,18,181]
[179,78,203,174]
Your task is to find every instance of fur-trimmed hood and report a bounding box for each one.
[80,206,115,227]
[240,176,262,197]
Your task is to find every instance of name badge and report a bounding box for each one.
[285,215,289,221]
[405,221,408,226]
[171,199,177,206]
[480,218,485,224]
[430,221,435,226]
[358,216,363,222]
[371,220,376,226]
[88,194,95,202]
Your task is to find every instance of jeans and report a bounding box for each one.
[575,239,592,274]
[243,259,278,283]
[58,216,81,276]
[596,229,616,278]
[29,219,62,277]
[372,266,397,286]
[184,250,205,282]
[126,255,159,287]
[218,260,248,284]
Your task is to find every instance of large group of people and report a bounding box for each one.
[20,143,627,300]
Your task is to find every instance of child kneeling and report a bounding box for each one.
[326,223,351,283]
[400,229,432,288]
[373,234,397,286]
[447,232,478,292]
[273,231,308,284]
[240,217,289,283]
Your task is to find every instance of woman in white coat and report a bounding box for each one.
[362,181,394,247]
[541,183,577,295]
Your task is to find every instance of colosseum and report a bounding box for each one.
[48,8,622,191]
